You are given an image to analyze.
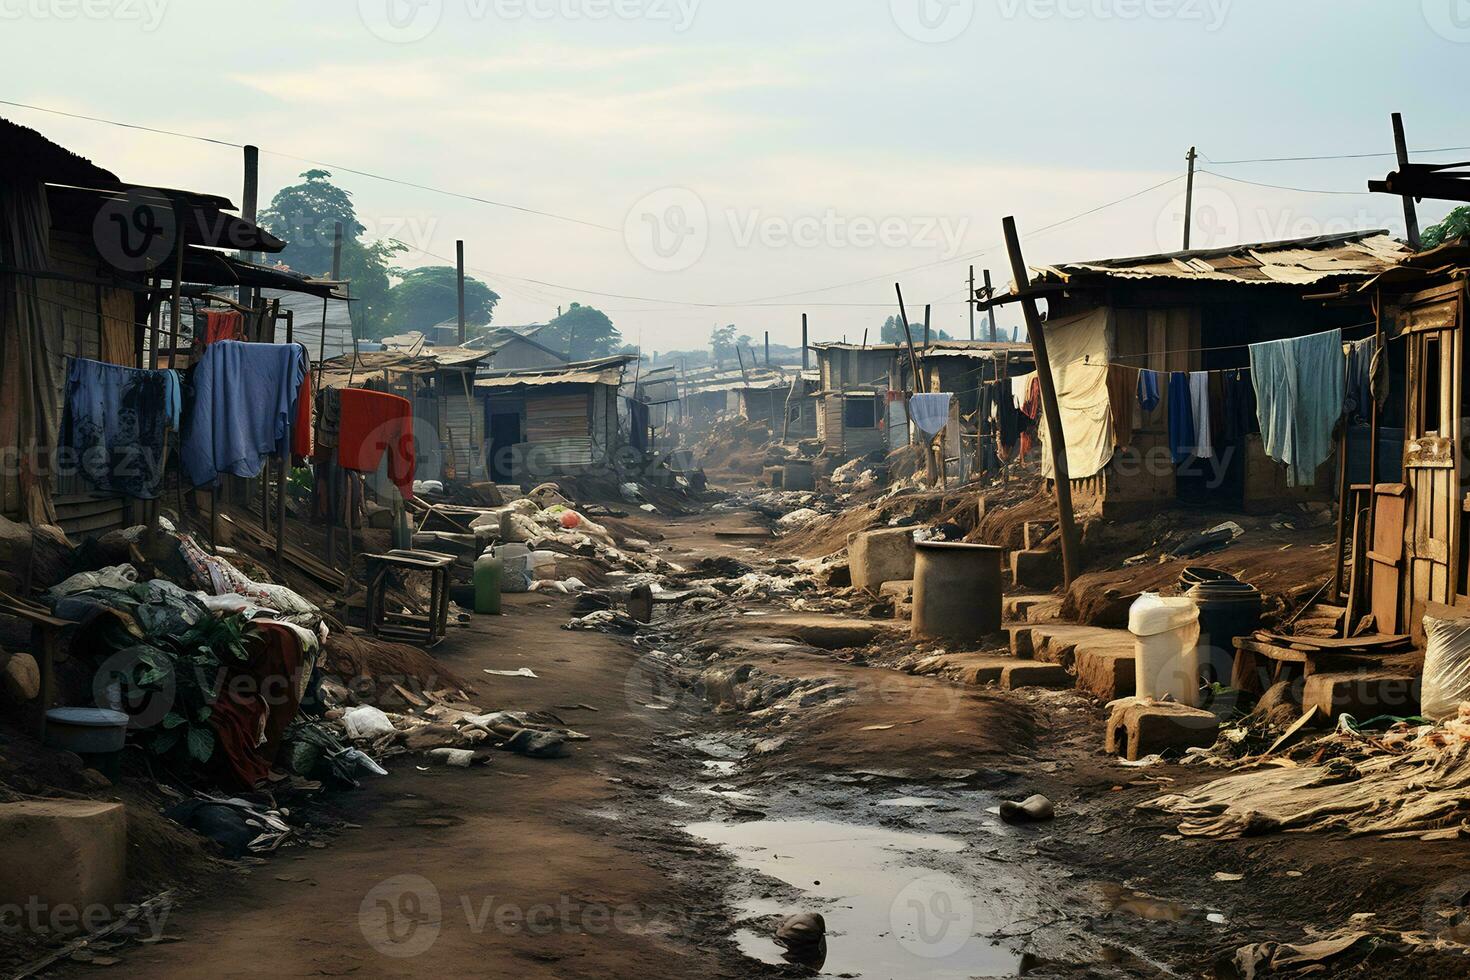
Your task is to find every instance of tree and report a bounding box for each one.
[542,303,622,361]
[881,315,950,344]
[383,266,499,335]
[1423,206,1470,249]
[709,325,737,366]
[259,170,404,339]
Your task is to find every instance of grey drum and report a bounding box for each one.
[911,541,1005,642]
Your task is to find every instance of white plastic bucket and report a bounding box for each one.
[495,544,532,593]
[1129,594,1202,707]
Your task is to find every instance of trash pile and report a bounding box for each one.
[1143,704,1470,840]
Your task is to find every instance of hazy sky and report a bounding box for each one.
[4,0,1468,351]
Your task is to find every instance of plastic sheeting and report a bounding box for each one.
[1036,307,1115,481]
[1423,612,1470,721]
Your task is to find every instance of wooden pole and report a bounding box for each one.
[1183,146,1198,250]
[764,331,770,366]
[1392,113,1421,250]
[1332,353,1352,603]
[969,266,976,341]
[1003,216,1081,587]
[923,304,931,350]
[984,269,998,342]
[241,145,259,309]
[456,239,467,344]
[894,284,924,394]
[801,314,809,371]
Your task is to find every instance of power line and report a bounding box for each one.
[1203,144,1470,166]
[0,97,619,233]
[1199,170,1372,197]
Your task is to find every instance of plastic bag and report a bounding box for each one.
[342,705,396,740]
[1422,612,1470,721]
[47,564,138,599]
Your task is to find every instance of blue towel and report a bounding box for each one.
[908,393,953,436]
[183,341,307,488]
[1137,369,1161,412]
[1167,372,1195,463]
[1249,329,1345,487]
[61,358,181,499]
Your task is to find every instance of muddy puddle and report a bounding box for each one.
[686,817,1026,978]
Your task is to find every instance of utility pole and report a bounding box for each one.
[1003,216,1081,588]
[894,284,924,394]
[764,331,770,366]
[969,266,976,341]
[1183,146,1198,250]
[984,269,998,342]
[1392,113,1421,250]
[241,145,259,312]
[801,314,810,371]
[923,304,931,349]
[456,240,467,345]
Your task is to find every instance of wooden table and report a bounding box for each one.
[0,591,75,741]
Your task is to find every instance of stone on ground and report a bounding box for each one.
[0,800,126,912]
[847,528,917,595]
[1105,698,1219,761]
[1302,670,1421,722]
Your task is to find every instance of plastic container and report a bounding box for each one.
[1187,577,1262,692]
[474,552,504,615]
[1129,594,1202,707]
[44,707,130,754]
[911,541,1004,643]
[495,543,532,593]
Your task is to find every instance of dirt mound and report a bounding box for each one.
[319,632,476,699]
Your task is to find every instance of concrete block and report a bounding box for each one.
[1001,663,1072,690]
[1011,549,1062,590]
[1106,698,1218,761]
[912,652,1015,686]
[1075,645,1136,701]
[1023,521,1056,551]
[0,800,126,913]
[1302,671,1421,722]
[848,528,917,595]
[1008,625,1035,660]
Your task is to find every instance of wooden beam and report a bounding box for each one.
[1003,216,1081,587]
[894,284,924,394]
[1392,113,1421,250]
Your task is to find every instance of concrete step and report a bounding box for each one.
[1105,698,1219,761]
[1018,624,1132,669]
[1011,549,1063,590]
[911,651,1019,686]
[1075,644,1137,702]
[1302,670,1421,722]
[1001,663,1073,690]
[1003,593,1053,622]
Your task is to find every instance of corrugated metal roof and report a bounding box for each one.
[317,348,490,389]
[475,355,634,390]
[1028,231,1410,289]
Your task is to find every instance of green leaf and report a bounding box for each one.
[151,730,180,755]
[187,726,216,764]
[195,706,212,723]
[162,712,186,730]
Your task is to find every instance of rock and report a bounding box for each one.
[0,801,126,912]
[775,912,826,949]
[999,794,1055,824]
[1105,697,1219,761]
[2,652,40,701]
[628,585,655,624]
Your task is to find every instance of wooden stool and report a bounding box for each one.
[362,550,455,647]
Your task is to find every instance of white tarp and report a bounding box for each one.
[1037,306,1115,480]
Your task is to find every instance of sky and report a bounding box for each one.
[3,0,1469,353]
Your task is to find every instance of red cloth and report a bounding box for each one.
[201,310,244,345]
[292,366,312,460]
[208,621,308,790]
[336,387,416,499]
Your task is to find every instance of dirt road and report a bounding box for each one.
[68,508,1470,979]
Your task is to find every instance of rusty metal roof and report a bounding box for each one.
[1028,231,1410,289]
[475,355,635,390]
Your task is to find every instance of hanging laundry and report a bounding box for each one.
[1107,365,1140,449]
[199,309,245,346]
[1137,369,1162,413]
[1033,308,1115,481]
[995,380,1022,455]
[1249,328,1345,487]
[292,365,313,461]
[1013,373,1037,417]
[183,341,309,487]
[1167,372,1195,463]
[1219,368,1258,446]
[908,393,953,436]
[61,358,181,499]
[1344,336,1378,424]
[337,387,417,500]
[1188,372,1214,459]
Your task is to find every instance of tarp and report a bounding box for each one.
[1037,307,1114,481]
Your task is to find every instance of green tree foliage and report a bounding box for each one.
[881,315,950,344]
[259,170,406,340]
[709,324,737,366]
[1422,206,1470,249]
[541,303,623,361]
[383,266,500,335]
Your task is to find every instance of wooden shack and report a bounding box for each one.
[982,232,1412,519]
[475,356,634,484]
[810,343,905,460]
